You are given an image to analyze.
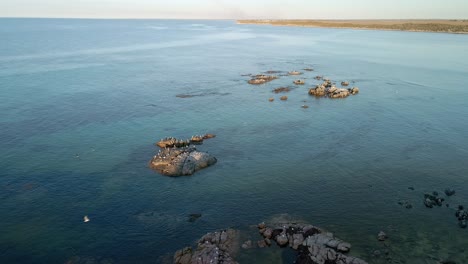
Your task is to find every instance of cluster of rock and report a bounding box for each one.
[423,191,446,208]
[456,206,468,228]
[174,229,239,264]
[308,79,359,99]
[247,74,278,85]
[422,188,468,229]
[256,222,368,264]
[149,134,217,176]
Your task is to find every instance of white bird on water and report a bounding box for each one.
[83,215,90,223]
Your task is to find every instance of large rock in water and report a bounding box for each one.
[257,219,368,264]
[174,229,240,264]
[149,146,217,176]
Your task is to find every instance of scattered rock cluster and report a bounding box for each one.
[256,222,368,264]
[149,134,217,176]
[309,80,359,99]
[424,192,445,208]
[174,229,240,264]
[422,188,467,229]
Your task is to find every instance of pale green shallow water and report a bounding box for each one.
[1,19,468,263]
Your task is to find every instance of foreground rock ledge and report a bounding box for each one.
[174,229,240,264]
[258,222,368,264]
[173,220,368,264]
[149,146,217,176]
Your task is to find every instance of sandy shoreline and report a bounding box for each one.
[237,19,468,34]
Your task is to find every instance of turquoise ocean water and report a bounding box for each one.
[1,19,468,263]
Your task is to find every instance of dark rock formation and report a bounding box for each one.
[341,81,350,86]
[314,76,323,80]
[398,200,413,209]
[273,87,291,93]
[188,213,202,222]
[174,229,240,264]
[149,146,217,176]
[455,205,467,228]
[445,188,456,196]
[257,221,368,264]
[424,193,445,208]
[303,68,314,71]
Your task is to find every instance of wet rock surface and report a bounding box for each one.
[174,229,240,264]
[257,221,368,264]
[149,146,217,176]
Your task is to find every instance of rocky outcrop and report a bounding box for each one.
[280,95,288,101]
[257,221,368,264]
[293,79,305,85]
[303,68,314,71]
[248,74,278,85]
[308,80,360,99]
[174,229,240,264]
[149,146,217,176]
[341,81,350,86]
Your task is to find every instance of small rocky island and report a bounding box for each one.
[309,79,359,98]
[149,134,217,176]
[173,216,368,264]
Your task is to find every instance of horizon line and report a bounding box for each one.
[1,16,467,20]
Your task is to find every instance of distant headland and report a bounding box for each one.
[237,19,468,34]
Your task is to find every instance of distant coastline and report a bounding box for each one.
[237,19,468,34]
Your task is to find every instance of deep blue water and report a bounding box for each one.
[1,18,468,264]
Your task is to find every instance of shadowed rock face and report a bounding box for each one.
[149,146,217,176]
[174,229,240,264]
[257,221,368,264]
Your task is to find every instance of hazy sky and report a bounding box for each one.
[1,0,468,19]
